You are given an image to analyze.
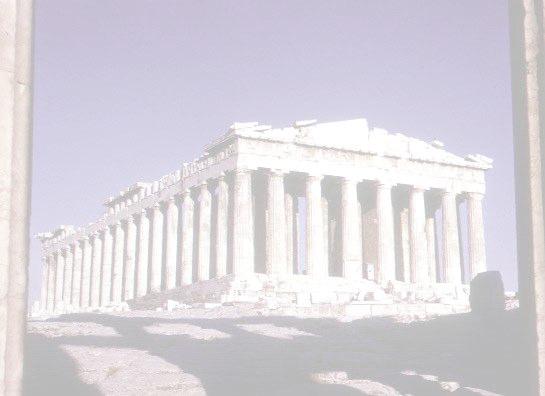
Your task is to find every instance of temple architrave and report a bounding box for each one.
[37,118,492,313]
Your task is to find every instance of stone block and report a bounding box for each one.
[425,304,453,315]
[231,294,259,303]
[336,292,353,304]
[165,299,179,312]
[397,304,426,315]
[311,291,337,304]
[296,292,312,307]
[470,271,505,315]
[344,303,372,317]
[371,304,397,316]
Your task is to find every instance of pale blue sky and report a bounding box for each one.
[30,0,515,301]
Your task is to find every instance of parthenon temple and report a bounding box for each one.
[37,118,492,313]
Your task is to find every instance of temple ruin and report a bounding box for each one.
[36,118,492,313]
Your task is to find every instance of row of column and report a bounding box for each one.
[40,169,487,312]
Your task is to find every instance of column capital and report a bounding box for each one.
[269,168,288,176]
[341,176,361,184]
[441,188,460,197]
[375,179,396,188]
[465,191,485,200]
[233,167,252,176]
[123,215,135,225]
[306,172,323,181]
[89,231,100,239]
[411,185,429,193]
[217,171,227,180]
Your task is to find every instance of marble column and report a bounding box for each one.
[400,208,411,282]
[62,247,73,308]
[266,170,288,275]
[198,183,212,281]
[425,215,437,283]
[510,1,545,393]
[111,222,125,303]
[90,233,102,308]
[123,216,137,301]
[165,197,179,289]
[232,169,254,275]
[215,174,229,277]
[100,226,113,306]
[54,251,65,311]
[409,186,428,283]
[150,203,164,292]
[376,181,396,284]
[322,198,329,272]
[181,191,194,285]
[136,209,150,297]
[71,241,82,308]
[285,192,296,274]
[341,177,362,279]
[80,237,92,309]
[442,190,462,283]
[46,255,55,312]
[0,2,33,392]
[40,259,48,311]
[466,192,487,279]
[306,174,326,277]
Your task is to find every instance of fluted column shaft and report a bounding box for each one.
[54,251,65,311]
[124,217,137,300]
[100,227,113,306]
[306,174,326,277]
[376,182,396,284]
[266,170,288,275]
[90,234,102,308]
[232,169,254,275]
[46,255,55,312]
[62,248,73,307]
[111,222,125,303]
[150,204,164,292]
[198,183,212,281]
[410,187,428,283]
[80,238,92,309]
[71,242,82,308]
[136,210,150,297]
[215,175,229,277]
[285,192,295,274]
[442,190,462,283]
[40,260,48,311]
[165,197,179,289]
[341,178,362,279]
[400,208,411,282]
[181,191,194,285]
[467,192,487,279]
[425,216,437,283]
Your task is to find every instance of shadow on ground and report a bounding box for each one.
[24,309,526,395]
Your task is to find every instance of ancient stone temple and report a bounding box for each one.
[37,118,492,313]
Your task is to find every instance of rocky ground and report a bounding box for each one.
[25,302,524,396]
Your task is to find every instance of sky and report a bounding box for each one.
[29,0,515,302]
